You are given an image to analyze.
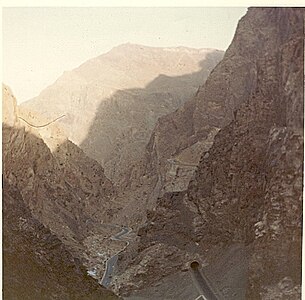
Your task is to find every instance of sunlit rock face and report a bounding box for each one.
[3,85,116,257]
[144,6,281,196]
[21,44,223,183]
[3,85,119,299]
[114,8,303,299]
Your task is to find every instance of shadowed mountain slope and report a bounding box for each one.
[22,45,223,183]
[3,85,116,256]
[3,85,119,299]
[113,8,303,300]
[3,181,119,300]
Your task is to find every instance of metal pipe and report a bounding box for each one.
[189,261,219,300]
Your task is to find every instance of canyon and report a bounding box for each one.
[3,7,304,300]
[22,45,223,185]
[3,85,119,299]
[113,7,303,300]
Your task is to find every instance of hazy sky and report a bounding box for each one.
[3,7,247,103]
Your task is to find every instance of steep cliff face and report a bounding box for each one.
[3,85,116,257]
[116,6,293,228]
[145,7,300,194]
[3,181,118,300]
[187,9,303,299]
[114,8,304,299]
[3,85,119,299]
[21,44,223,183]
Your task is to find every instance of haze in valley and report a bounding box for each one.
[3,6,303,300]
[3,7,247,103]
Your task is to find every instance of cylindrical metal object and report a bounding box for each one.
[189,261,219,300]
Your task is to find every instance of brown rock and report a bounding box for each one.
[116,8,304,299]
[21,45,223,184]
[3,181,119,300]
[3,84,116,257]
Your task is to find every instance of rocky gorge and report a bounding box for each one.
[21,45,223,185]
[112,7,303,300]
[3,85,119,299]
[3,6,304,300]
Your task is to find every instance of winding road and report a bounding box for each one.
[99,226,220,299]
[167,158,198,167]
[100,226,132,287]
[18,114,66,128]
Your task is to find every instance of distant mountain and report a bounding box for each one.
[22,44,223,183]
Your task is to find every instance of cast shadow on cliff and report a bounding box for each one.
[3,124,116,245]
[2,124,118,300]
[79,51,223,183]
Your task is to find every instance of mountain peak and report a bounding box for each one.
[109,42,220,54]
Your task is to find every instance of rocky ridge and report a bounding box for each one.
[22,44,223,184]
[144,5,292,195]
[113,8,304,300]
[113,6,272,227]
[3,84,118,260]
[3,85,119,299]
[3,182,119,300]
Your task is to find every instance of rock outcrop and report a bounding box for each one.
[114,8,304,299]
[3,181,119,300]
[3,84,116,257]
[21,44,223,184]
[3,85,119,299]
[145,5,295,194]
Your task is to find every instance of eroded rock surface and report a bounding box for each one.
[114,8,303,299]
[117,6,294,227]
[3,85,120,299]
[3,181,119,300]
[3,84,118,261]
[22,44,223,184]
